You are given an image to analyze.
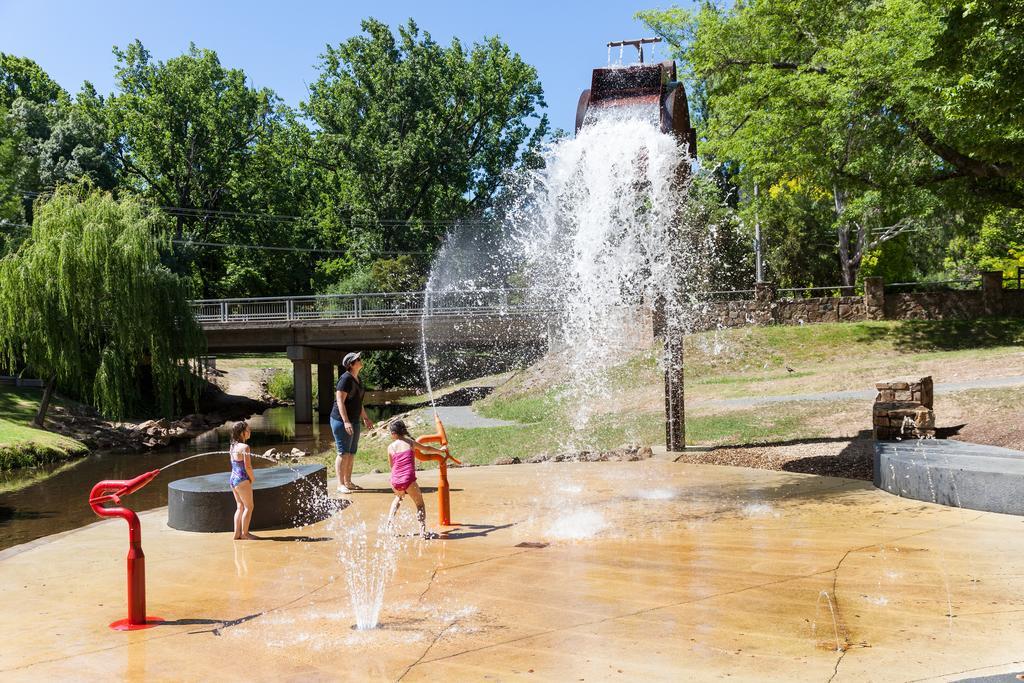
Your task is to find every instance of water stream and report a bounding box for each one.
[0,405,402,551]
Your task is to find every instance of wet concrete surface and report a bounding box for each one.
[2,460,1024,681]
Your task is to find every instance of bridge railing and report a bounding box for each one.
[191,288,544,323]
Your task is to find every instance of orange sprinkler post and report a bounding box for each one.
[88,469,164,631]
[413,415,461,526]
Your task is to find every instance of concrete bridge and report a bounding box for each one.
[191,289,550,422]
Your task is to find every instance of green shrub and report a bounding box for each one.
[265,370,294,401]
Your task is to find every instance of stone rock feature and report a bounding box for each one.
[872,376,935,440]
[168,464,330,532]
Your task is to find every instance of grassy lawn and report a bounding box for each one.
[0,387,88,470]
[287,318,1024,479]
[682,318,1024,400]
[215,353,291,371]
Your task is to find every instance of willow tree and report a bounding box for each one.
[0,188,205,424]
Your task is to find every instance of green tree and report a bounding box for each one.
[0,187,204,423]
[0,106,26,241]
[640,0,1024,285]
[105,41,278,295]
[208,109,317,297]
[0,54,67,108]
[303,18,549,278]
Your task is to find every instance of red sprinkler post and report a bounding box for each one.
[414,415,461,526]
[88,469,164,630]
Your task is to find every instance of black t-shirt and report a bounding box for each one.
[330,371,365,423]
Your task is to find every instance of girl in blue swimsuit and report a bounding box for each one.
[228,421,257,540]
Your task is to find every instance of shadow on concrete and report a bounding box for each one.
[855,318,1024,352]
[158,612,266,635]
[439,522,517,540]
[676,433,876,483]
[936,423,968,438]
[254,535,333,542]
[345,486,464,495]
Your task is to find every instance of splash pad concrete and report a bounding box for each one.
[3,460,1024,681]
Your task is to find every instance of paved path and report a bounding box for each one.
[428,405,518,428]
[708,373,1024,408]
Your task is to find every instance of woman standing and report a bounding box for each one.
[330,352,374,494]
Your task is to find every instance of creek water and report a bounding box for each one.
[0,404,403,551]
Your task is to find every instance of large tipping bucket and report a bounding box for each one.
[574,41,696,452]
[575,58,696,153]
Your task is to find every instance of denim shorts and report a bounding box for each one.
[330,415,360,455]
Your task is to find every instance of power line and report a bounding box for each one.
[0,221,427,256]
[19,189,500,228]
[172,239,428,256]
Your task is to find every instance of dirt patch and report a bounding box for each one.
[937,387,1024,451]
[674,439,875,481]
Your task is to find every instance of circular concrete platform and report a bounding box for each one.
[167,464,329,532]
[874,439,1024,515]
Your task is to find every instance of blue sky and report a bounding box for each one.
[0,0,687,131]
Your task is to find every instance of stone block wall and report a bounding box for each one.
[883,291,983,320]
[873,376,936,440]
[684,271,1016,333]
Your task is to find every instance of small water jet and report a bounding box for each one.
[339,518,406,630]
[812,591,846,652]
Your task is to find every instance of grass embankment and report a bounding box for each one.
[0,387,89,470]
[306,318,1024,477]
[683,318,1024,400]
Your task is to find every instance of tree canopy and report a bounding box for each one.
[303,18,549,277]
[640,0,1024,285]
[0,188,204,419]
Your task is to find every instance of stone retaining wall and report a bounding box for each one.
[883,291,982,320]
[689,272,1019,331]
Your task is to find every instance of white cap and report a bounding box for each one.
[343,351,362,368]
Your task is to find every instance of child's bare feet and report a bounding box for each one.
[241,533,260,540]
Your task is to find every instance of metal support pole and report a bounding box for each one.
[754,183,763,284]
[664,324,685,452]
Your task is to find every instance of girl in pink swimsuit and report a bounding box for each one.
[385,419,447,539]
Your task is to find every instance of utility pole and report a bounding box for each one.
[754,183,764,283]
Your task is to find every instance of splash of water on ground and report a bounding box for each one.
[636,488,677,500]
[545,508,608,541]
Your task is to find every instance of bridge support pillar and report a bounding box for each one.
[293,360,313,424]
[317,363,335,416]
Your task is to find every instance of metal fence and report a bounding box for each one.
[883,278,980,292]
[191,288,545,323]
